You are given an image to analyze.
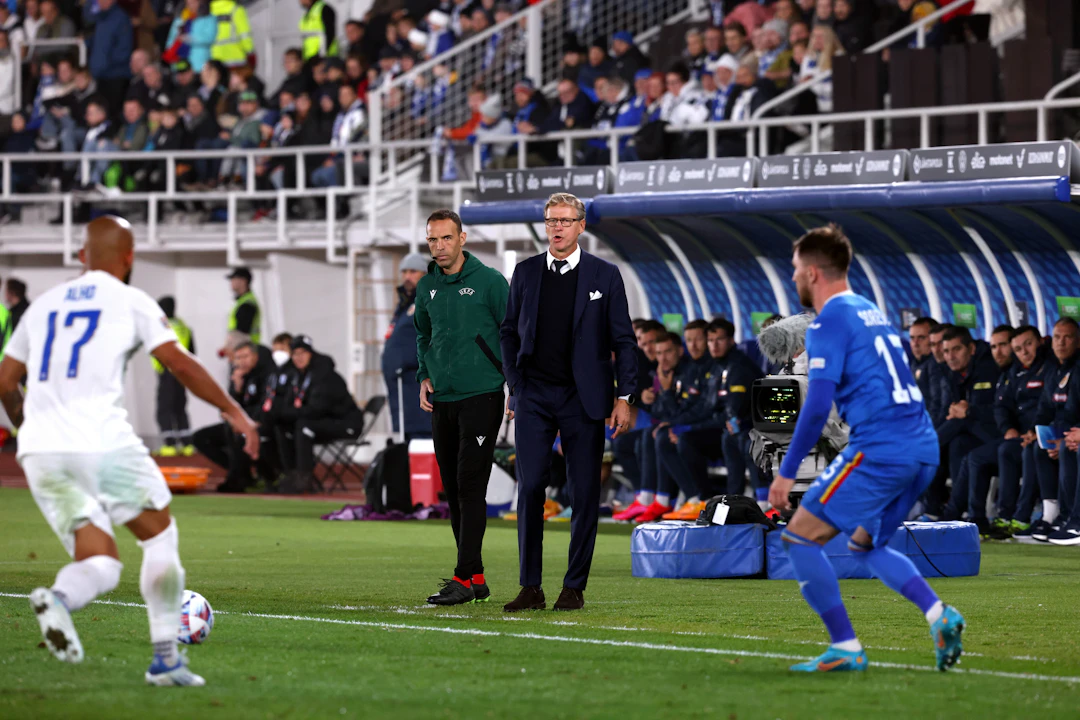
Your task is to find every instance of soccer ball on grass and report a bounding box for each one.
[178,589,214,645]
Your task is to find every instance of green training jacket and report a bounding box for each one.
[414,251,509,402]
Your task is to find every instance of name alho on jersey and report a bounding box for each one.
[4,270,178,457]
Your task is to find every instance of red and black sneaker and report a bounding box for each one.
[471,574,491,603]
[427,577,475,606]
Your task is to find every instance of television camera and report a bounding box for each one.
[749,314,849,510]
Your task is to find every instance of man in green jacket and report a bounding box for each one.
[415,208,509,607]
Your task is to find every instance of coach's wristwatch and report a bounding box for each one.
[618,394,636,406]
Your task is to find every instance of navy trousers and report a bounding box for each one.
[676,427,726,499]
[657,430,701,500]
[514,381,605,591]
[997,440,1042,523]
[721,429,760,496]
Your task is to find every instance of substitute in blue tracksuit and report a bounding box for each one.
[942,324,1016,526]
[658,318,737,503]
[382,253,432,441]
[990,327,1051,528]
[1028,318,1080,539]
[936,329,1000,499]
[652,320,713,515]
[718,341,766,499]
[1054,353,1080,543]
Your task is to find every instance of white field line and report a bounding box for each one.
[0,592,1072,682]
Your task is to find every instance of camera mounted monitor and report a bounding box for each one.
[751,376,807,433]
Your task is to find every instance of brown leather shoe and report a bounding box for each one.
[553,586,584,611]
[503,586,546,612]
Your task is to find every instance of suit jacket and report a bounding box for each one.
[500,250,639,421]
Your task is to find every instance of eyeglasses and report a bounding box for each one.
[543,217,582,228]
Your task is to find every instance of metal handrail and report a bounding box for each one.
[15,36,88,65]
[862,0,973,54]
[381,1,546,95]
[4,95,1080,199]
[1046,69,1080,100]
[10,36,89,111]
[750,0,976,152]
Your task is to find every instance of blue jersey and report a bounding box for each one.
[806,292,937,464]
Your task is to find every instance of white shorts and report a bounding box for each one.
[22,448,173,557]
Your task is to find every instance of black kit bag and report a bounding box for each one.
[696,494,778,530]
[364,440,413,513]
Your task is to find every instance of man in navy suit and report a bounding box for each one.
[500,192,639,612]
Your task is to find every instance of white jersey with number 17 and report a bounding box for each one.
[4,270,178,459]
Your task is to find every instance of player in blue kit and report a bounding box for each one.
[769,224,965,673]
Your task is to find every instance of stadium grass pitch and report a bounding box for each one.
[1,489,1079,719]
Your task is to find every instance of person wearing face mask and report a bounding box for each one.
[382,253,432,443]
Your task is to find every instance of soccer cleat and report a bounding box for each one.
[633,501,674,524]
[182,445,196,457]
[543,499,563,520]
[145,652,206,687]
[29,588,83,664]
[472,581,491,603]
[661,500,707,521]
[1047,520,1080,546]
[790,647,868,673]
[426,578,475,606]
[1029,519,1053,542]
[613,500,650,522]
[1009,519,1030,533]
[930,605,965,671]
[159,446,178,457]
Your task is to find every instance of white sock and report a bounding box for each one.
[656,493,671,507]
[757,500,772,512]
[636,491,654,505]
[1043,500,1060,525]
[925,600,945,625]
[831,639,863,652]
[52,555,123,612]
[686,496,700,505]
[138,519,185,657]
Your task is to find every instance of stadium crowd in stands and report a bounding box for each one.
[0,0,993,223]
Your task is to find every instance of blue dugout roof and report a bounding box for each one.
[460,175,1080,342]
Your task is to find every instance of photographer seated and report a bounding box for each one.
[936,327,1000,510]
[193,341,274,493]
[272,335,364,494]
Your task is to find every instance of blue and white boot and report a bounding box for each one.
[790,646,868,672]
[29,587,83,664]
[145,651,206,687]
[931,605,965,671]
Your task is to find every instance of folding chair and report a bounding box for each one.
[318,395,387,493]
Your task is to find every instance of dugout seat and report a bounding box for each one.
[316,395,387,494]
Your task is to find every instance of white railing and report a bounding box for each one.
[4,94,1080,198]
[3,94,1079,258]
[751,0,979,155]
[10,36,89,111]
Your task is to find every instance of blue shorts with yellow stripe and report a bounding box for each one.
[800,445,938,547]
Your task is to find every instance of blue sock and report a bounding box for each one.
[783,531,856,644]
[856,545,939,615]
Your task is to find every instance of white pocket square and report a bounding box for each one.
[589,291,603,301]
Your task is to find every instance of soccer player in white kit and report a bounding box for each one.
[0,216,259,686]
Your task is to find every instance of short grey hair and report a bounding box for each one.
[544,193,585,220]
